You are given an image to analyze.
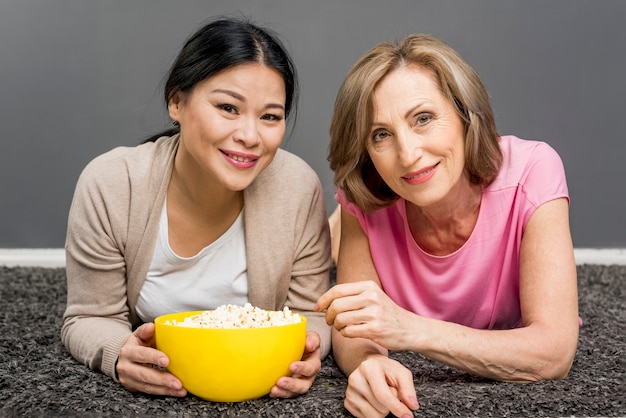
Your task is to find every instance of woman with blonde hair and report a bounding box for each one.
[317,34,579,418]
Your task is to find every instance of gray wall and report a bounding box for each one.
[1,0,625,248]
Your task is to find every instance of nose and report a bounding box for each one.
[395,127,422,167]
[233,116,260,147]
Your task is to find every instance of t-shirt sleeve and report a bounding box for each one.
[520,142,570,225]
[335,188,356,213]
[334,188,370,233]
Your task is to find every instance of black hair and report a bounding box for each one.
[144,17,298,143]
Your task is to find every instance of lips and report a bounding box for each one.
[225,152,256,163]
[402,163,438,185]
[221,150,259,168]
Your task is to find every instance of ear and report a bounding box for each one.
[167,91,183,122]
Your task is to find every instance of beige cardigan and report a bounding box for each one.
[62,135,332,380]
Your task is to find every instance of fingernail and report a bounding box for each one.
[158,356,168,367]
[313,303,319,311]
[410,396,420,408]
[402,414,413,418]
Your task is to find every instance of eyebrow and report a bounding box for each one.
[212,89,285,111]
[371,101,428,127]
[403,101,428,120]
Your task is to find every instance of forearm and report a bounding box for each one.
[331,327,388,377]
[410,316,578,382]
[63,243,133,378]
[61,315,132,379]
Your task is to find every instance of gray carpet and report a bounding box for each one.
[0,265,624,417]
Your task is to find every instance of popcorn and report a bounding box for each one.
[166,303,301,329]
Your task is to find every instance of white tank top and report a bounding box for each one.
[135,202,248,322]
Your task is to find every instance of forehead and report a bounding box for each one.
[195,63,286,97]
[375,64,440,98]
[372,64,445,116]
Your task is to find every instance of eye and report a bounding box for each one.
[261,113,284,122]
[414,113,434,126]
[371,129,391,143]
[217,103,238,114]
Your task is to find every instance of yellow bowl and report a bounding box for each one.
[154,310,307,402]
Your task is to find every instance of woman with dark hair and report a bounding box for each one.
[317,34,579,417]
[62,17,331,398]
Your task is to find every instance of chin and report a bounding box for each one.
[227,180,255,192]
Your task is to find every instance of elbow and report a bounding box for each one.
[542,353,576,381]
[530,362,572,382]
[527,342,578,382]
[523,321,580,382]
[544,330,579,381]
[507,333,578,383]
[512,358,573,383]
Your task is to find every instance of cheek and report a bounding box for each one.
[264,126,286,149]
[452,139,467,173]
[368,153,396,182]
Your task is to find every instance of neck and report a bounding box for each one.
[406,180,482,255]
[411,182,482,229]
[168,163,243,223]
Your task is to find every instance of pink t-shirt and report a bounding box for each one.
[337,136,569,330]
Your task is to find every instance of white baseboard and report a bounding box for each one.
[0,248,66,268]
[572,248,626,266]
[1,248,626,267]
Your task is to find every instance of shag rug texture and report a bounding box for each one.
[0,265,624,417]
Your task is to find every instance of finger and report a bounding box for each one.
[347,371,390,414]
[323,292,373,327]
[367,374,414,417]
[305,332,321,352]
[271,374,313,398]
[344,396,388,418]
[289,348,321,383]
[127,377,186,397]
[271,348,321,399]
[289,356,321,379]
[269,384,292,399]
[334,315,379,339]
[300,333,321,363]
[120,342,170,369]
[370,387,414,418]
[351,358,416,418]
[134,322,156,346]
[326,294,377,330]
[314,287,339,312]
[119,361,186,397]
[315,282,369,311]
[394,371,420,411]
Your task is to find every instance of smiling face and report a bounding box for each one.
[168,63,287,192]
[367,64,469,209]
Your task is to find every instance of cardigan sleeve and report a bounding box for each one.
[62,137,176,381]
[62,150,134,380]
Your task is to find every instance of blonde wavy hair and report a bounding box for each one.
[328,34,502,212]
